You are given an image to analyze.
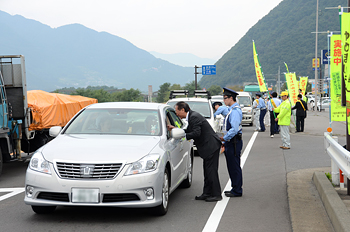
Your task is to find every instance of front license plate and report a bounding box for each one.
[72,188,99,203]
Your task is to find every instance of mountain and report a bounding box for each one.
[199,0,346,89]
[149,51,217,67]
[0,11,193,92]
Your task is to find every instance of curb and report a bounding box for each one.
[312,171,350,232]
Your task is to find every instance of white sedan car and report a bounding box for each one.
[24,102,193,216]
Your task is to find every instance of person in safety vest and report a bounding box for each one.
[273,91,291,150]
[292,94,307,132]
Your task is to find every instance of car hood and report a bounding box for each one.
[40,134,161,164]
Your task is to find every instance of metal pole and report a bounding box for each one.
[278,66,281,94]
[314,0,319,115]
[194,65,199,90]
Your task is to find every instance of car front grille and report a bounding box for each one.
[102,194,140,203]
[56,162,123,180]
[37,192,69,202]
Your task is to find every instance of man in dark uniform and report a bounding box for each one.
[220,88,243,197]
[292,94,307,132]
[168,101,223,202]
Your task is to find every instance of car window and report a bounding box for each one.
[167,101,211,118]
[237,96,251,107]
[64,108,162,135]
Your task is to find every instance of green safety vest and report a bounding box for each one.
[273,99,291,126]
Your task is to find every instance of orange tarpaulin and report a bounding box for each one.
[28,90,98,130]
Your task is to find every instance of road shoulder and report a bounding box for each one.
[287,167,334,232]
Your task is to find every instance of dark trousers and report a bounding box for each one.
[296,116,305,132]
[259,109,266,131]
[224,139,243,195]
[269,111,278,135]
[203,147,221,197]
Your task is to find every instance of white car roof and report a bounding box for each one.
[86,102,168,110]
[167,97,210,103]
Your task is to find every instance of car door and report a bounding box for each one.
[164,108,190,189]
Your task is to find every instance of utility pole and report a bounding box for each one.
[194,65,201,90]
[314,0,319,116]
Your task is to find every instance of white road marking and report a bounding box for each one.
[202,132,258,232]
[0,188,25,202]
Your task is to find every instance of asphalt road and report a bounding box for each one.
[0,110,344,232]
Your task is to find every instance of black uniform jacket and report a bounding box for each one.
[292,100,307,117]
[185,110,221,159]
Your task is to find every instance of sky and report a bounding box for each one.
[1,0,283,60]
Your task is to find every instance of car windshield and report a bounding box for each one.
[167,101,211,118]
[237,96,251,107]
[64,108,161,135]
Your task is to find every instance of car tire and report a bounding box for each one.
[180,151,193,188]
[152,169,169,216]
[31,205,56,214]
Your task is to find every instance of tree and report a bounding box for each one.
[157,82,171,103]
[207,85,222,95]
[183,81,200,96]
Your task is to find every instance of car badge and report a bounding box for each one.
[80,164,94,177]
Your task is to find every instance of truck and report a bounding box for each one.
[0,55,97,176]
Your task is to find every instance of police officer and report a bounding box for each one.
[220,88,243,197]
[256,93,267,132]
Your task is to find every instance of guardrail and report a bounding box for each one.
[324,132,350,191]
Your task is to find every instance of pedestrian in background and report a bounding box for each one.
[168,101,223,202]
[273,91,291,149]
[252,94,260,131]
[292,94,307,132]
[220,88,243,197]
[267,92,281,138]
[256,93,266,132]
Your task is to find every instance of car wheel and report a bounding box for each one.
[180,151,193,188]
[31,205,56,214]
[152,169,169,216]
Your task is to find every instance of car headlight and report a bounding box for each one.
[29,151,52,175]
[124,154,160,176]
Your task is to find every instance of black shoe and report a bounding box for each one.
[224,191,231,194]
[195,194,210,200]
[205,196,223,202]
[275,132,279,134]
[258,130,265,132]
[225,192,242,197]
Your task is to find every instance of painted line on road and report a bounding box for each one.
[202,132,258,232]
[0,188,25,202]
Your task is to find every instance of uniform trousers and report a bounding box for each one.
[254,109,260,130]
[280,125,290,148]
[269,111,278,135]
[202,147,222,197]
[224,139,243,195]
[259,109,267,131]
[296,116,305,132]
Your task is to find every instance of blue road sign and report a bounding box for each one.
[321,49,329,64]
[202,65,216,75]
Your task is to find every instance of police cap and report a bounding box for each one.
[222,87,238,97]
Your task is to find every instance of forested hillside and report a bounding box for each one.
[200,0,346,88]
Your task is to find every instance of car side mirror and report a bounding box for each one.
[49,126,62,137]
[240,104,244,108]
[171,128,186,139]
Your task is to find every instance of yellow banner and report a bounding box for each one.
[299,77,308,96]
[285,73,298,105]
[341,13,350,133]
[253,41,267,92]
[331,34,345,121]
